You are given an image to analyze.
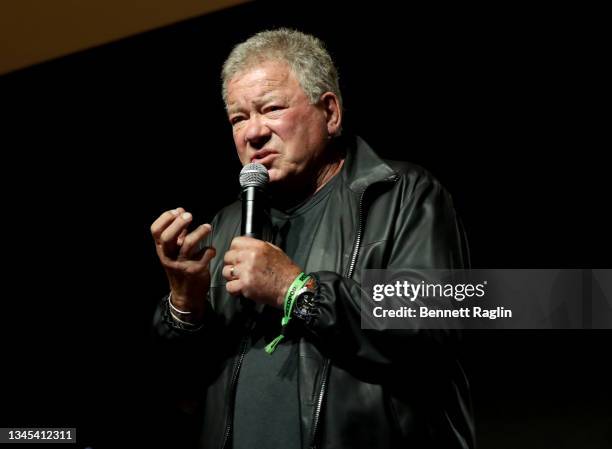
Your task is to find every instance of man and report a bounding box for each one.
[151,28,474,449]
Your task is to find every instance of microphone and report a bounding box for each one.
[239,163,269,239]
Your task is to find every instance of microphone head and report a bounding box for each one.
[239,163,269,188]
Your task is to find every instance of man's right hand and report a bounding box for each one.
[151,207,216,323]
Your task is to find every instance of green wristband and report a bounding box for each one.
[265,272,311,354]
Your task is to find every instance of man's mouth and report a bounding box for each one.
[251,150,278,166]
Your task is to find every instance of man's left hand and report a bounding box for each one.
[222,237,302,309]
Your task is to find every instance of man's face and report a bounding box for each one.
[226,60,330,186]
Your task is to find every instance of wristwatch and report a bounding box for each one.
[291,276,318,324]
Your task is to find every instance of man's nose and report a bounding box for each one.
[244,114,271,150]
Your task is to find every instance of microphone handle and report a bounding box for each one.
[240,186,267,314]
[241,186,266,239]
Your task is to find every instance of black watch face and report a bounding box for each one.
[297,291,315,302]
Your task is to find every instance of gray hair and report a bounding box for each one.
[221,28,343,114]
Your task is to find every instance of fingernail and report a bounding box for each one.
[182,212,192,220]
[171,209,179,216]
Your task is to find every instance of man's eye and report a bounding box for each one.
[231,116,245,125]
[265,106,284,113]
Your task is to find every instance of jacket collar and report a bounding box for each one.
[340,135,398,193]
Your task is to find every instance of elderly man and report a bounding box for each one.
[151,29,474,449]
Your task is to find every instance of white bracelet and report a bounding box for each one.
[168,292,192,315]
[168,308,204,331]
[168,309,194,326]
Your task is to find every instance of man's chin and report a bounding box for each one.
[267,172,294,194]
[266,168,284,184]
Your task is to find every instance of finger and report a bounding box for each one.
[179,223,213,259]
[199,246,217,268]
[265,241,282,251]
[222,264,231,281]
[223,249,239,266]
[222,263,238,281]
[225,279,242,297]
[150,207,185,239]
[176,228,188,247]
[159,211,193,257]
[229,236,258,250]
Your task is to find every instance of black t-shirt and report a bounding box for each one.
[232,174,340,449]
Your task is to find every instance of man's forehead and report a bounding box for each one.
[229,67,289,91]
[227,63,297,110]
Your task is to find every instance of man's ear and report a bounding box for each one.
[320,92,342,136]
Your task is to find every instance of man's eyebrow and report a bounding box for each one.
[259,93,285,103]
[228,94,287,115]
[227,104,242,115]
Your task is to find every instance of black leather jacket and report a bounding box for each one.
[153,136,475,449]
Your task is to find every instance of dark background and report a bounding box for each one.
[1,1,609,448]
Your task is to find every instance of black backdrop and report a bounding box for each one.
[1,1,609,448]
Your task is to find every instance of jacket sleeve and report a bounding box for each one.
[299,171,466,371]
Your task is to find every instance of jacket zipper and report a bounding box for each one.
[309,357,330,449]
[309,187,367,449]
[347,175,398,278]
[309,175,398,449]
[346,190,367,279]
[221,322,251,449]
